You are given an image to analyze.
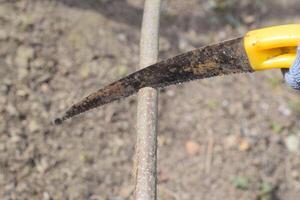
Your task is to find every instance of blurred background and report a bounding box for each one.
[1,0,300,199]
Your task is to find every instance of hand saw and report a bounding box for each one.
[55,24,300,125]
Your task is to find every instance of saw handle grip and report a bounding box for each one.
[244,24,300,71]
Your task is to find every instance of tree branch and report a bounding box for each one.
[134,0,161,199]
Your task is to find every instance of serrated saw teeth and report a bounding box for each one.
[56,24,300,124]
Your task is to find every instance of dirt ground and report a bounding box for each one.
[1,0,300,199]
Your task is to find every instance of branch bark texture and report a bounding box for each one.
[134,0,161,200]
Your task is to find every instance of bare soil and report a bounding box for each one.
[1,0,300,199]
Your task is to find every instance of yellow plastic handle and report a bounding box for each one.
[244,24,300,71]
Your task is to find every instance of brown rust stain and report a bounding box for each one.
[191,61,217,74]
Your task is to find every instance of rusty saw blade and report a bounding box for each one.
[55,37,253,125]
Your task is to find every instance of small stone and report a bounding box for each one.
[5,55,13,66]
[120,185,134,198]
[31,58,45,69]
[239,140,251,151]
[28,120,40,133]
[79,154,94,164]
[278,105,291,116]
[179,36,193,51]
[159,37,171,51]
[185,140,201,156]
[79,65,90,79]
[6,104,18,117]
[117,65,128,77]
[43,192,51,200]
[158,135,168,147]
[285,135,299,153]
[0,29,8,40]
[117,33,127,42]
[4,182,16,191]
[15,46,35,68]
[11,134,21,143]
[16,89,29,97]
[224,135,238,149]
[158,169,169,183]
[166,89,175,97]
[291,170,299,179]
[0,143,5,151]
[40,83,49,93]
[36,158,49,174]
[243,15,255,24]
[222,100,229,107]
[18,67,29,80]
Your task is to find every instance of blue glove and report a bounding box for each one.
[284,46,300,90]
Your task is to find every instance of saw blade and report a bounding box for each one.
[55,37,253,124]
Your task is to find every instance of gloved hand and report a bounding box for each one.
[283,46,300,90]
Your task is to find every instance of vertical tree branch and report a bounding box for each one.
[134,0,161,200]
